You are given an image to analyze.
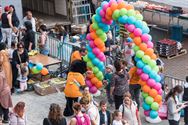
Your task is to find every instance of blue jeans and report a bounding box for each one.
[40,48,49,55]
[0,29,2,41]
[168,120,179,125]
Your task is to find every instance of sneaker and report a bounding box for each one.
[2,120,9,123]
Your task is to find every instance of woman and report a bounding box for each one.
[0,42,12,89]
[69,102,90,125]
[165,85,187,125]
[38,24,49,55]
[110,60,129,109]
[0,56,13,123]
[9,5,20,28]
[43,103,67,125]
[22,21,35,51]
[63,60,87,117]
[119,92,141,125]
[12,42,29,89]
[9,102,26,125]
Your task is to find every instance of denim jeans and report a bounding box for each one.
[1,28,12,48]
[0,104,9,121]
[129,84,141,109]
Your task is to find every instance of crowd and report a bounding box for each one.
[0,4,188,125]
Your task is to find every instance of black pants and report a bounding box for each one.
[11,62,19,88]
[63,97,78,117]
[129,84,141,110]
[184,107,188,125]
[0,104,9,121]
[168,120,179,125]
[114,95,123,110]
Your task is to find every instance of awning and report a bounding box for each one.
[148,0,188,8]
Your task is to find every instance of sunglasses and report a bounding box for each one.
[18,46,23,49]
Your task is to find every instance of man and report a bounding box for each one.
[80,96,100,125]
[22,11,36,32]
[70,43,87,63]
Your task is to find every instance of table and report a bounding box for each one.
[29,54,63,77]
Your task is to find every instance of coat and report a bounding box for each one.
[0,50,12,88]
[99,110,111,125]
[0,70,13,109]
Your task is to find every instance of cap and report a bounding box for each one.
[4,6,10,12]
[106,64,114,71]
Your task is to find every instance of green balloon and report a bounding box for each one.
[142,55,151,64]
[87,61,94,68]
[32,67,40,74]
[133,45,140,52]
[151,102,159,111]
[120,8,127,16]
[99,33,107,42]
[127,9,136,17]
[148,60,157,68]
[92,67,99,74]
[142,21,147,27]
[96,71,103,79]
[83,55,89,62]
[92,23,99,30]
[136,14,143,21]
[96,29,104,36]
[92,15,96,23]
[98,75,104,81]
[142,92,149,98]
[112,10,120,20]
[145,96,154,105]
[136,50,144,58]
[153,66,159,73]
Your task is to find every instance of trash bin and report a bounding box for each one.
[169,25,183,42]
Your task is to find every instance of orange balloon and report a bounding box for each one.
[154,95,162,104]
[106,8,113,16]
[99,46,106,52]
[139,43,147,52]
[105,15,112,21]
[90,32,98,40]
[87,72,94,79]
[129,33,135,39]
[95,81,103,89]
[125,5,134,10]
[91,77,99,85]
[151,54,157,60]
[134,37,142,46]
[139,79,146,86]
[149,89,158,98]
[41,68,49,75]
[117,2,126,9]
[145,48,154,56]
[89,25,95,32]
[142,85,151,93]
[110,3,118,12]
[94,38,105,48]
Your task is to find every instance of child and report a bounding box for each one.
[8,42,16,60]
[112,110,128,125]
[103,64,113,105]
[183,76,188,125]
[99,100,111,125]
[0,56,13,123]
[123,42,134,69]
[17,65,29,92]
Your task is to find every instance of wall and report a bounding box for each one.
[55,0,67,16]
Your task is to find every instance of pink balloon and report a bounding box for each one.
[127,24,136,33]
[141,34,150,42]
[140,73,149,81]
[136,68,143,75]
[102,4,109,11]
[147,41,154,48]
[124,24,129,29]
[147,79,156,87]
[89,86,98,94]
[100,10,105,17]
[109,0,117,6]
[105,20,113,25]
[89,41,96,48]
[133,28,142,36]
[154,83,162,91]
[101,56,106,62]
[86,80,93,88]
[98,53,106,62]
[92,48,101,56]
[86,34,92,41]
[144,110,150,116]
[158,89,163,95]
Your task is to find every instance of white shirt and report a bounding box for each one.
[22,16,36,32]
[87,104,100,125]
[112,120,123,125]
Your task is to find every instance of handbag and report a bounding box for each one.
[158,102,168,120]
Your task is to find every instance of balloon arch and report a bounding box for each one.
[83,0,162,122]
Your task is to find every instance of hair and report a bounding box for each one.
[99,100,107,106]
[186,76,188,83]
[131,56,136,66]
[11,42,16,48]
[123,92,132,99]
[69,60,87,74]
[9,5,15,12]
[24,21,33,30]
[80,96,90,105]
[14,101,25,118]
[121,60,127,67]
[17,42,25,49]
[48,103,63,124]
[165,85,183,104]
[0,42,6,51]
[39,24,47,32]
[112,110,121,120]
[26,11,32,16]
[114,60,122,72]
[73,102,82,112]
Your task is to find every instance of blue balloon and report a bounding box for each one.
[127,16,136,24]
[96,7,102,15]
[118,15,128,24]
[101,1,108,7]
[143,102,151,110]
[155,75,161,83]
[148,34,152,41]
[135,20,143,29]
[86,45,92,52]
[126,37,132,43]
[149,71,158,79]
[98,23,110,32]
[36,63,43,71]
[142,26,150,34]
[136,60,145,69]
[143,65,151,74]
[94,14,102,23]
[92,58,100,66]
[150,110,158,119]
[28,62,34,69]
[134,56,140,62]
[88,52,96,60]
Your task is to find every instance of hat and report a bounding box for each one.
[106,64,114,71]
[4,6,10,12]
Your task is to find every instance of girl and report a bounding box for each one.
[9,101,27,125]
[165,85,187,125]
[119,92,141,125]
[112,110,128,125]
[43,103,67,125]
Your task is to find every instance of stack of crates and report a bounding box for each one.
[156,39,177,57]
[72,0,92,24]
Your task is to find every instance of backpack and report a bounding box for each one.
[75,114,90,125]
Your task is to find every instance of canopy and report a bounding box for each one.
[148,0,188,8]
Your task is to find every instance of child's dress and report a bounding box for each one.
[112,120,123,125]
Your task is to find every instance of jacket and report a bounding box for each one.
[9,112,27,125]
[99,110,111,125]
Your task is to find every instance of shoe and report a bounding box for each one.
[2,120,9,123]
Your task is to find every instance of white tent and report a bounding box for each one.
[148,0,188,8]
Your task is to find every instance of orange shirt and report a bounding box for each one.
[64,72,85,98]
[70,51,82,63]
[129,67,140,85]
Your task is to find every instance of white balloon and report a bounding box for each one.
[145,116,161,123]
[92,90,101,97]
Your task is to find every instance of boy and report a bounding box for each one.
[99,100,111,125]
[183,76,188,125]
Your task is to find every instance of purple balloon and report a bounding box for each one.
[140,73,149,81]
[147,79,156,87]
[136,68,143,75]
[86,80,93,88]
[154,83,162,91]
[144,110,150,116]
[89,86,98,94]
